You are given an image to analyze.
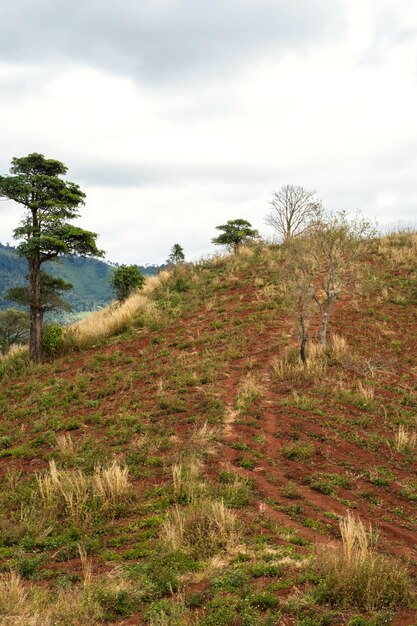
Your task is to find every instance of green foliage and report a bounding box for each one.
[168,243,185,264]
[7,272,73,313]
[95,588,137,620]
[281,441,315,461]
[212,219,259,251]
[42,322,64,357]
[110,264,145,301]
[0,153,103,361]
[0,308,29,353]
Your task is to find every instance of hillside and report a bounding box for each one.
[0,243,164,319]
[0,233,416,625]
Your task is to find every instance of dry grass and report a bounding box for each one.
[37,460,131,523]
[37,460,90,523]
[0,571,102,625]
[271,346,326,383]
[329,334,348,359]
[236,373,264,411]
[356,380,375,403]
[0,344,29,378]
[189,421,218,455]
[316,513,412,610]
[172,457,204,503]
[0,571,28,616]
[55,433,75,457]
[394,425,417,454]
[63,279,163,350]
[237,245,255,258]
[0,344,28,361]
[161,499,238,558]
[79,545,93,588]
[92,461,131,508]
[378,231,417,266]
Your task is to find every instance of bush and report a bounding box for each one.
[110,264,145,301]
[42,322,64,357]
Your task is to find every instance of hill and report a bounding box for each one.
[0,232,416,624]
[0,243,165,320]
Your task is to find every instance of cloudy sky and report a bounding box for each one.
[0,0,416,264]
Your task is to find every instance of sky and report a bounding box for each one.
[0,0,416,265]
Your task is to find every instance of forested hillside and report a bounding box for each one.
[0,243,163,318]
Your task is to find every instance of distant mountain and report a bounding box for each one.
[0,243,165,320]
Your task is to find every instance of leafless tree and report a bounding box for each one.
[289,271,316,364]
[287,211,374,353]
[266,184,322,242]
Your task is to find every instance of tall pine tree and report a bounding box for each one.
[0,153,103,362]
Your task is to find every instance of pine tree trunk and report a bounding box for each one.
[29,257,43,363]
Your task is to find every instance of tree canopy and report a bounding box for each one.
[168,243,185,265]
[0,308,29,354]
[110,264,145,301]
[0,153,103,361]
[212,219,258,252]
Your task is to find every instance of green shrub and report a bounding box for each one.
[95,588,136,620]
[282,441,315,461]
[42,322,64,357]
[248,592,279,609]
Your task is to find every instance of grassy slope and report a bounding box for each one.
[0,234,416,625]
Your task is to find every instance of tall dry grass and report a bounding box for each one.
[394,425,417,454]
[0,570,102,625]
[271,335,350,383]
[0,344,29,378]
[37,460,131,523]
[272,346,326,383]
[236,373,263,411]
[378,230,417,266]
[315,513,412,610]
[93,461,130,508]
[172,457,204,504]
[62,272,170,350]
[161,499,237,558]
[0,571,28,616]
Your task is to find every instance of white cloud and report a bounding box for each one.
[0,0,416,263]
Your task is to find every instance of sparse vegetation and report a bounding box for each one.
[160,499,238,557]
[394,425,417,454]
[0,231,415,624]
[314,513,412,611]
[37,459,131,523]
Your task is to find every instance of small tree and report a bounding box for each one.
[212,219,258,252]
[110,264,145,301]
[266,184,322,242]
[287,211,374,351]
[0,153,103,362]
[0,308,29,354]
[168,243,185,265]
[286,268,316,364]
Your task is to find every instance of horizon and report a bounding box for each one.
[1,0,417,264]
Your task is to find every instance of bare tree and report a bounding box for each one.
[289,271,316,364]
[287,211,374,353]
[266,184,322,242]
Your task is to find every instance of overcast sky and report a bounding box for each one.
[0,0,416,264]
